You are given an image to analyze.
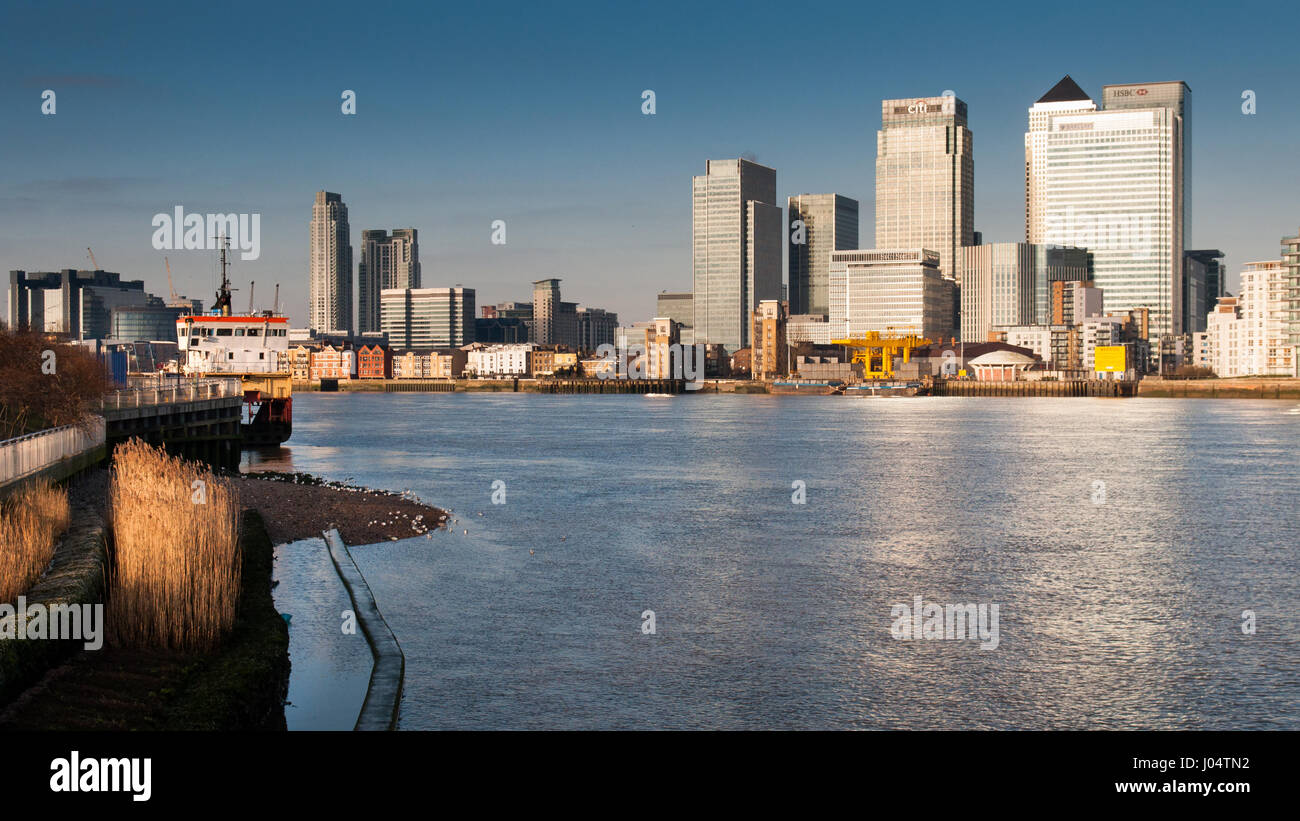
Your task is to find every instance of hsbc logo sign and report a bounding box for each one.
[1112,88,1150,97]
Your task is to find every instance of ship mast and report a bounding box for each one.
[213,235,233,317]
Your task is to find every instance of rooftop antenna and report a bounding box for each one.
[273,283,280,315]
[248,281,255,314]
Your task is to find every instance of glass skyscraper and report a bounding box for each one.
[691,158,781,352]
[960,243,1091,342]
[358,228,420,334]
[788,194,859,317]
[875,96,974,281]
[310,191,353,334]
[1038,82,1188,338]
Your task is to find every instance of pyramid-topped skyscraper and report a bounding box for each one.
[1025,76,1097,243]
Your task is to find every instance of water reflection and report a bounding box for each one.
[253,394,1299,729]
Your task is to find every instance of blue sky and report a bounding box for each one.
[2,0,1296,326]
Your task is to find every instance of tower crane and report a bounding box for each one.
[86,247,99,270]
[165,257,178,302]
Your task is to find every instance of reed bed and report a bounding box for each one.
[0,479,70,602]
[108,440,241,651]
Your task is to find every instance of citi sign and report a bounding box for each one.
[907,100,930,113]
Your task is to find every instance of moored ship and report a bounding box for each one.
[176,242,292,445]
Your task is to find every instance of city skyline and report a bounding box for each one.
[2,1,1296,328]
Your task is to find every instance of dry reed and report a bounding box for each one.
[0,479,70,602]
[108,439,241,651]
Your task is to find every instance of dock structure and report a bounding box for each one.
[537,378,687,394]
[100,377,244,469]
[931,379,1135,397]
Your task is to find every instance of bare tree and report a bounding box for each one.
[0,330,111,439]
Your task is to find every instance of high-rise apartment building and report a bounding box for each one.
[691,158,782,352]
[1036,82,1188,338]
[1203,256,1297,377]
[829,249,955,341]
[875,96,974,281]
[1282,229,1300,358]
[380,287,475,349]
[788,194,859,316]
[530,278,580,348]
[576,306,618,351]
[310,191,353,334]
[358,228,420,334]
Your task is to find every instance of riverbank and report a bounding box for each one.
[0,510,288,730]
[1136,376,1300,399]
[236,471,449,546]
[292,376,1300,398]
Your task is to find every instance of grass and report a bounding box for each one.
[0,511,290,730]
[108,440,241,651]
[0,479,70,603]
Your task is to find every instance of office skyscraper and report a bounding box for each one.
[358,228,420,334]
[692,157,782,352]
[788,194,859,316]
[1025,76,1097,243]
[310,191,353,334]
[875,96,974,281]
[1037,81,1189,337]
[1184,249,1225,333]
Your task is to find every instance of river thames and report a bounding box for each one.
[256,393,1299,729]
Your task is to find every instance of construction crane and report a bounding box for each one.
[165,257,178,302]
[832,329,932,380]
[86,247,99,270]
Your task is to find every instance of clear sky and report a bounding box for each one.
[2,0,1296,326]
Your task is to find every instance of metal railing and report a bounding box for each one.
[100,377,243,410]
[0,418,106,488]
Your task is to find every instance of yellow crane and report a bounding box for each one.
[832,330,932,379]
[86,247,99,270]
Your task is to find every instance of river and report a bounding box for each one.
[257,393,1299,729]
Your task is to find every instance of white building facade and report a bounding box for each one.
[829,249,955,341]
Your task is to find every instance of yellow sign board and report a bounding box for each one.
[1094,346,1127,373]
